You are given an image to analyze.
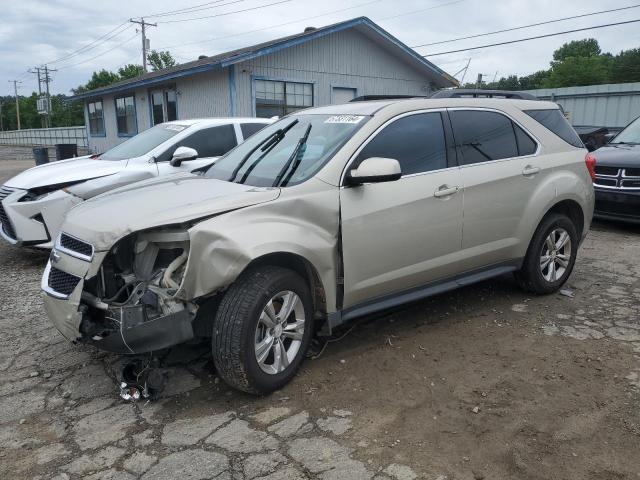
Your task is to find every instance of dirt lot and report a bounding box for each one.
[1,158,639,480]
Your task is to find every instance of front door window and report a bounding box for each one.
[151,88,178,125]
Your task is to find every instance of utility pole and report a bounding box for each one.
[130,18,157,72]
[9,80,21,130]
[475,73,484,89]
[43,65,56,128]
[29,66,44,127]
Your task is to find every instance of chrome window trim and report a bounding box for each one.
[56,232,94,262]
[41,261,76,300]
[340,108,451,186]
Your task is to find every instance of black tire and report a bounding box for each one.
[212,265,314,395]
[515,213,578,295]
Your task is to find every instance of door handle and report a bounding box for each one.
[522,165,540,176]
[434,185,460,198]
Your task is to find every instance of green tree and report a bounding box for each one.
[72,69,121,94]
[544,55,612,88]
[147,50,176,71]
[553,38,601,62]
[610,48,640,83]
[118,64,144,79]
[517,70,551,90]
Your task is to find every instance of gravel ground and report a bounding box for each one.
[1,158,639,480]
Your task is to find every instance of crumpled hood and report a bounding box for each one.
[4,156,126,190]
[61,174,281,250]
[593,144,640,168]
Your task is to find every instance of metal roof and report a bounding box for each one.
[70,17,457,101]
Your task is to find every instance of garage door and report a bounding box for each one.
[331,87,357,105]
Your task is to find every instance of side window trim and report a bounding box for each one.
[340,108,454,186]
[446,107,541,168]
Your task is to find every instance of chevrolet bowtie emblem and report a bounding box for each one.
[50,249,61,264]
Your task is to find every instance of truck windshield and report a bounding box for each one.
[205,114,369,187]
[611,117,640,145]
[99,123,189,160]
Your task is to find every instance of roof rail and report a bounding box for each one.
[350,95,429,102]
[430,89,538,100]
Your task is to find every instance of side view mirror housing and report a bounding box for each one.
[346,157,402,185]
[170,146,199,167]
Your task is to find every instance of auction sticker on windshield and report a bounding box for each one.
[324,115,365,124]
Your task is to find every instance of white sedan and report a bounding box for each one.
[0,117,271,249]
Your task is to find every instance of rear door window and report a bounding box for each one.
[240,123,268,140]
[356,112,448,175]
[157,124,238,161]
[524,109,583,148]
[449,110,519,165]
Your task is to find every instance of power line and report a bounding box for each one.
[147,0,247,19]
[423,18,640,57]
[158,0,385,50]
[378,0,465,21]
[413,3,640,48]
[55,33,139,70]
[46,22,132,65]
[156,0,292,23]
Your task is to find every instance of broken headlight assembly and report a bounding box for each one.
[79,228,194,344]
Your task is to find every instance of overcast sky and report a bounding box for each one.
[2,0,640,96]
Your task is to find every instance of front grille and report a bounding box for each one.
[59,233,93,259]
[48,267,81,296]
[594,166,619,176]
[594,166,640,190]
[0,186,16,240]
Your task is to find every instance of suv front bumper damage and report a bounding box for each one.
[42,239,196,354]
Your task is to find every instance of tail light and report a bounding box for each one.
[585,153,596,181]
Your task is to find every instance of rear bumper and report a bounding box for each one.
[594,188,640,223]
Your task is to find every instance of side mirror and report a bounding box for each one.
[604,132,616,143]
[170,146,199,167]
[346,157,402,185]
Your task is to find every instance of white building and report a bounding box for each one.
[70,17,457,152]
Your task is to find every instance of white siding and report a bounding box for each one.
[175,70,230,118]
[233,29,433,116]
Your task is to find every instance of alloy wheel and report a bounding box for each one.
[254,290,306,375]
[539,228,572,282]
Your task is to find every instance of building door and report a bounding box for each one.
[331,87,357,105]
[151,88,178,125]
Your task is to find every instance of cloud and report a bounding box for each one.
[1,0,638,96]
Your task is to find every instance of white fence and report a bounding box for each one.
[0,127,88,148]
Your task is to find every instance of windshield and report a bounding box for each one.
[205,114,368,187]
[99,123,189,160]
[611,117,640,144]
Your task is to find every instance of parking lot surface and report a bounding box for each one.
[1,157,639,480]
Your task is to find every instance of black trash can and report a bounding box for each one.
[33,147,49,166]
[55,143,78,160]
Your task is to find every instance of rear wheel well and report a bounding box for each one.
[544,200,584,239]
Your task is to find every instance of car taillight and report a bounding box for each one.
[585,153,596,181]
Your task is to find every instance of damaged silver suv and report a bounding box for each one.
[42,96,594,394]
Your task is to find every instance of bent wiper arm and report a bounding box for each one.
[228,119,299,182]
[274,124,312,187]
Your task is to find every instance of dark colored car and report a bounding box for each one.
[591,116,640,223]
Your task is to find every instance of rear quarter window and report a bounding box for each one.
[524,109,584,148]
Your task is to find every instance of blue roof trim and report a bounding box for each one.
[71,63,224,101]
[70,16,456,101]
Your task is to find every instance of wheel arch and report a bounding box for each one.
[543,199,585,240]
[244,252,328,321]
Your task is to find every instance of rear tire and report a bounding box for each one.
[212,266,314,395]
[515,213,578,295]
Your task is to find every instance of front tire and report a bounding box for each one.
[212,266,314,394]
[516,213,578,295]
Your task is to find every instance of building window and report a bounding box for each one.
[255,79,313,118]
[151,88,178,125]
[87,100,104,136]
[115,96,137,136]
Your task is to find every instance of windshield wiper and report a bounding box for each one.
[228,119,299,183]
[274,124,312,187]
[610,141,639,146]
